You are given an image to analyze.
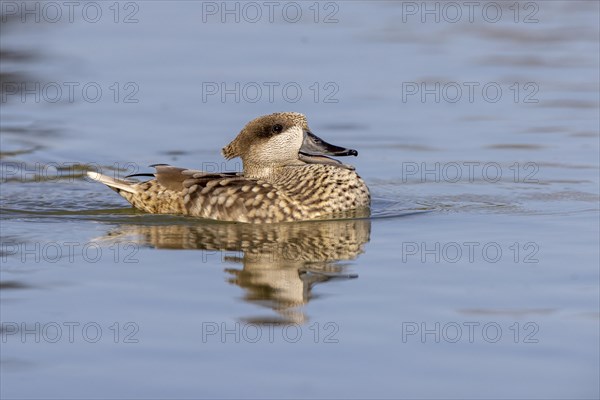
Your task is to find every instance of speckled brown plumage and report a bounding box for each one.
[89,112,371,223]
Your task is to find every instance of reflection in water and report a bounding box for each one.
[100,218,371,324]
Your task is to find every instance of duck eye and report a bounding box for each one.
[272,124,283,133]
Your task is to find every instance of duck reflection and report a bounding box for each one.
[103,217,371,324]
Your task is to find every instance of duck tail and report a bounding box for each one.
[86,171,138,194]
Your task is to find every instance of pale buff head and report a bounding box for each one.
[222,112,359,179]
[222,112,309,167]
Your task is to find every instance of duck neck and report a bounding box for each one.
[243,163,280,181]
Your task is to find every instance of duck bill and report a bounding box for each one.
[298,131,357,170]
[299,131,358,157]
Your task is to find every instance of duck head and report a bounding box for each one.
[222,112,357,178]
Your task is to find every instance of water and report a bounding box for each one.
[1,1,599,398]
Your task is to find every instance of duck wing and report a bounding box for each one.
[126,164,242,191]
